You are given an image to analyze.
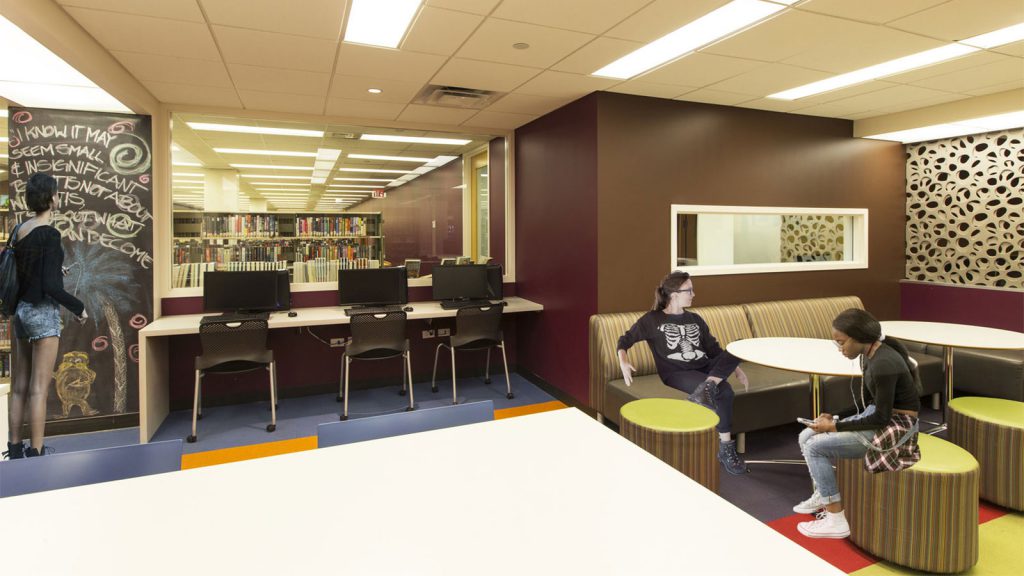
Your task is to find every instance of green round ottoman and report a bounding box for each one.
[620,399,720,492]
[837,433,979,574]
[949,396,1024,511]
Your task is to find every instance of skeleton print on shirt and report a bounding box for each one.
[658,322,705,362]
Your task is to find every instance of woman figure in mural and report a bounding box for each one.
[616,271,751,475]
[4,173,88,459]
[793,308,921,539]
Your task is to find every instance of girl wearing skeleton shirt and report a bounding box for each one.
[617,271,750,475]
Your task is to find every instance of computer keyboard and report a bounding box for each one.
[439,299,500,310]
[344,305,405,317]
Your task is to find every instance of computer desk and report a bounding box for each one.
[0,408,842,575]
[138,297,543,443]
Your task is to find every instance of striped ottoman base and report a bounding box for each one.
[950,397,1024,511]
[837,434,979,574]
[620,399,719,492]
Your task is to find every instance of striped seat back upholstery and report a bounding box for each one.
[589,312,657,414]
[744,296,864,339]
[688,304,752,348]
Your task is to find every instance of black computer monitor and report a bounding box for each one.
[338,267,408,307]
[432,264,489,301]
[203,270,280,313]
[275,270,291,311]
[486,264,503,299]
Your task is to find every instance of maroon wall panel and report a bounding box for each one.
[489,137,506,270]
[514,95,600,404]
[900,281,1024,331]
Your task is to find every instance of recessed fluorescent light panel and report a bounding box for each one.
[592,0,785,80]
[344,0,422,49]
[240,174,314,180]
[186,122,324,138]
[230,164,314,171]
[214,148,318,157]
[863,110,1024,144]
[769,44,977,100]
[961,22,1024,49]
[0,16,130,113]
[360,134,471,145]
[334,178,393,182]
[339,168,411,174]
[348,153,433,163]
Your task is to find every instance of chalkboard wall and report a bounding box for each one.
[7,107,153,422]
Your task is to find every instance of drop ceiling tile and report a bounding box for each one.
[461,110,536,130]
[200,0,346,40]
[782,23,946,73]
[603,0,731,43]
[638,52,760,87]
[425,0,501,15]
[606,80,693,99]
[910,57,1024,93]
[335,44,447,84]
[881,50,1006,84]
[455,18,594,68]
[550,37,643,75]
[57,0,205,21]
[867,91,968,116]
[796,0,949,25]
[788,100,867,118]
[325,98,406,120]
[992,40,1024,58]
[111,51,234,87]
[708,63,830,96]
[964,79,1024,96]
[431,58,541,92]
[702,10,857,63]
[402,7,484,55]
[213,26,338,73]
[675,88,755,106]
[398,104,478,125]
[783,80,900,107]
[514,71,618,98]
[237,90,326,115]
[733,97,806,113]
[328,75,423,104]
[794,85,962,118]
[486,93,571,115]
[492,0,651,35]
[63,7,221,60]
[227,64,331,97]
[142,81,243,107]
[887,0,1024,41]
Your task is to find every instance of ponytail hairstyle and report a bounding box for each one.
[652,271,691,311]
[832,308,922,394]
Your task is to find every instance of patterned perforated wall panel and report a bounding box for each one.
[905,129,1024,289]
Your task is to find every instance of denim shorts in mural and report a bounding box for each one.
[14,297,64,342]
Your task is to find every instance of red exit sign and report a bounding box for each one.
[372,189,387,199]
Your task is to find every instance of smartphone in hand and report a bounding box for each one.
[796,417,815,426]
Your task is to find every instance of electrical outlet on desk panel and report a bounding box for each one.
[437,328,451,337]
[330,337,350,348]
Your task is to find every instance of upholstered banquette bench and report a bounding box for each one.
[590,296,943,446]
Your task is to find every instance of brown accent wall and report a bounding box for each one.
[489,137,506,270]
[595,92,906,318]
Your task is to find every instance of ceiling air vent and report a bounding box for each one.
[414,85,503,109]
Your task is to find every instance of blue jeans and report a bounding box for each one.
[13,296,63,342]
[798,425,875,503]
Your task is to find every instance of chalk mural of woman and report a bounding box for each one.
[65,242,139,413]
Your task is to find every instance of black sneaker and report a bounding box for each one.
[25,445,55,457]
[718,439,749,475]
[3,441,26,460]
[687,379,719,412]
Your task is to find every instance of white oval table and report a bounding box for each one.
[727,337,862,418]
[880,321,1024,427]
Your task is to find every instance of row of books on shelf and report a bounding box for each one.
[0,354,9,380]
[295,216,374,237]
[172,261,288,288]
[294,241,377,261]
[174,243,288,265]
[171,258,378,287]
[292,258,380,283]
[0,320,10,350]
[201,214,284,237]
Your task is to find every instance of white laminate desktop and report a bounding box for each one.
[0,408,843,576]
[138,297,543,442]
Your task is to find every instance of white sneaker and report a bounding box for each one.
[793,491,825,514]
[797,511,850,539]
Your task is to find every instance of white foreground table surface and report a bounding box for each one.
[879,321,1024,350]
[727,337,862,377]
[0,409,842,576]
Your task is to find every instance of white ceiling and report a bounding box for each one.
[39,0,1024,129]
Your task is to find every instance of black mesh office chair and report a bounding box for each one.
[189,317,277,443]
[431,303,512,404]
[339,311,414,420]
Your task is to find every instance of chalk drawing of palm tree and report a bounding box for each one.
[65,243,140,414]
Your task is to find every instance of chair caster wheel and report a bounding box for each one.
[431,386,439,393]
[186,435,197,443]
[399,389,407,396]
[405,406,414,412]
[506,392,514,399]
[340,415,348,421]
[484,378,491,384]
[336,395,343,402]
[266,424,276,432]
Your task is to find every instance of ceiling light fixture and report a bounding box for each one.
[348,153,433,163]
[230,164,314,171]
[248,181,309,186]
[239,174,314,180]
[592,0,785,80]
[338,167,411,174]
[186,122,324,137]
[214,148,318,157]
[172,161,202,167]
[769,43,977,100]
[333,177,393,182]
[343,0,422,49]
[961,22,1024,48]
[367,88,383,94]
[863,110,1024,143]
[360,134,471,145]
